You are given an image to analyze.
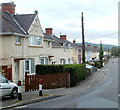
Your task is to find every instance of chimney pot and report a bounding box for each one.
[34,10,38,15]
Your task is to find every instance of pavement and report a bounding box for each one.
[1,60,111,109]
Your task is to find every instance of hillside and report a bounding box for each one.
[77,42,116,50]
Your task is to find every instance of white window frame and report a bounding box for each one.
[40,57,48,65]
[24,59,35,75]
[15,36,21,44]
[29,36,42,46]
[60,59,66,65]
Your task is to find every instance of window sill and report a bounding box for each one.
[26,73,36,75]
[28,45,43,48]
[15,43,22,46]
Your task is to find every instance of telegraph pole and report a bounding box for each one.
[81,12,85,63]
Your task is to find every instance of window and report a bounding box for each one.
[47,41,51,47]
[60,59,66,65]
[37,37,42,45]
[31,59,35,73]
[16,36,21,44]
[25,59,35,74]
[41,59,44,65]
[29,36,42,46]
[25,61,29,71]
[68,59,70,64]
[40,57,48,65]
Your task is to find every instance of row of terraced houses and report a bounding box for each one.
[0,2,101,84]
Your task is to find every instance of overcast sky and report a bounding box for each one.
[0,0,119,45]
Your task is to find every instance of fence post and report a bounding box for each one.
[66,73,70,88]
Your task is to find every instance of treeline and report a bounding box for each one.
[111,46,120,56]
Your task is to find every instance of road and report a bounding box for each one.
[12,58,118,109]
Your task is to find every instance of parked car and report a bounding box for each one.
[0,73,18,99]
[86,64,96,73]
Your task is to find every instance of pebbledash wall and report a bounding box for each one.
[1,2,80,84]
[1,2,52,84]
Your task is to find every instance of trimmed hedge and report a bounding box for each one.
[36,64,87,87]
[64,64,87,87]
[36,65,66,75]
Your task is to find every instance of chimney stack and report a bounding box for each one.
[93,46,97,48]
[1,2,16,15]
[73,39,76,43]
[60,35,67,40]
[87,45,91,47]
[45,28,53,35]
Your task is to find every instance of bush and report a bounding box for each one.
[36,64,87,87]
[64,64,87,87]
[94,61,102,69]
[36,65,65,75]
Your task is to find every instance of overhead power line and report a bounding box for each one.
[86,32,118,41]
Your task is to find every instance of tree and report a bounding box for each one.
[111,46,119,56]
[99,42,104,67]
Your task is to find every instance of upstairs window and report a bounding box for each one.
[37,37,42,45]
[29,36,42,46]
[15,36,21,44]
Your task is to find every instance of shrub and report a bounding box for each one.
[36,64,87,87]
[64,64,87,87]
[94,61,102,69]
[36,65,64,75]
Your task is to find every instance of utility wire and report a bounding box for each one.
[86,32,118,41]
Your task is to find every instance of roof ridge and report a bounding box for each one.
[14,14,35,16]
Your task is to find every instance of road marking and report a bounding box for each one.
[15,105,27,108]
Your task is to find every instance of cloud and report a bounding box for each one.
[0,0,118,45]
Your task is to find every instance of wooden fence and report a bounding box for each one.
[25,73,70,92]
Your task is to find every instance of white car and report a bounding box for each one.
[0,74,18,99]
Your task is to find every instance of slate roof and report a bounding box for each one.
[2,12,25,34]
[13,14,36,33]
[43,33,54,41]
[2,11,36,35]
[44,33,80,48]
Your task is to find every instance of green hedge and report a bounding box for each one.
[36,64,87,87]
[36,65,65,75]
[64,64,87,87]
